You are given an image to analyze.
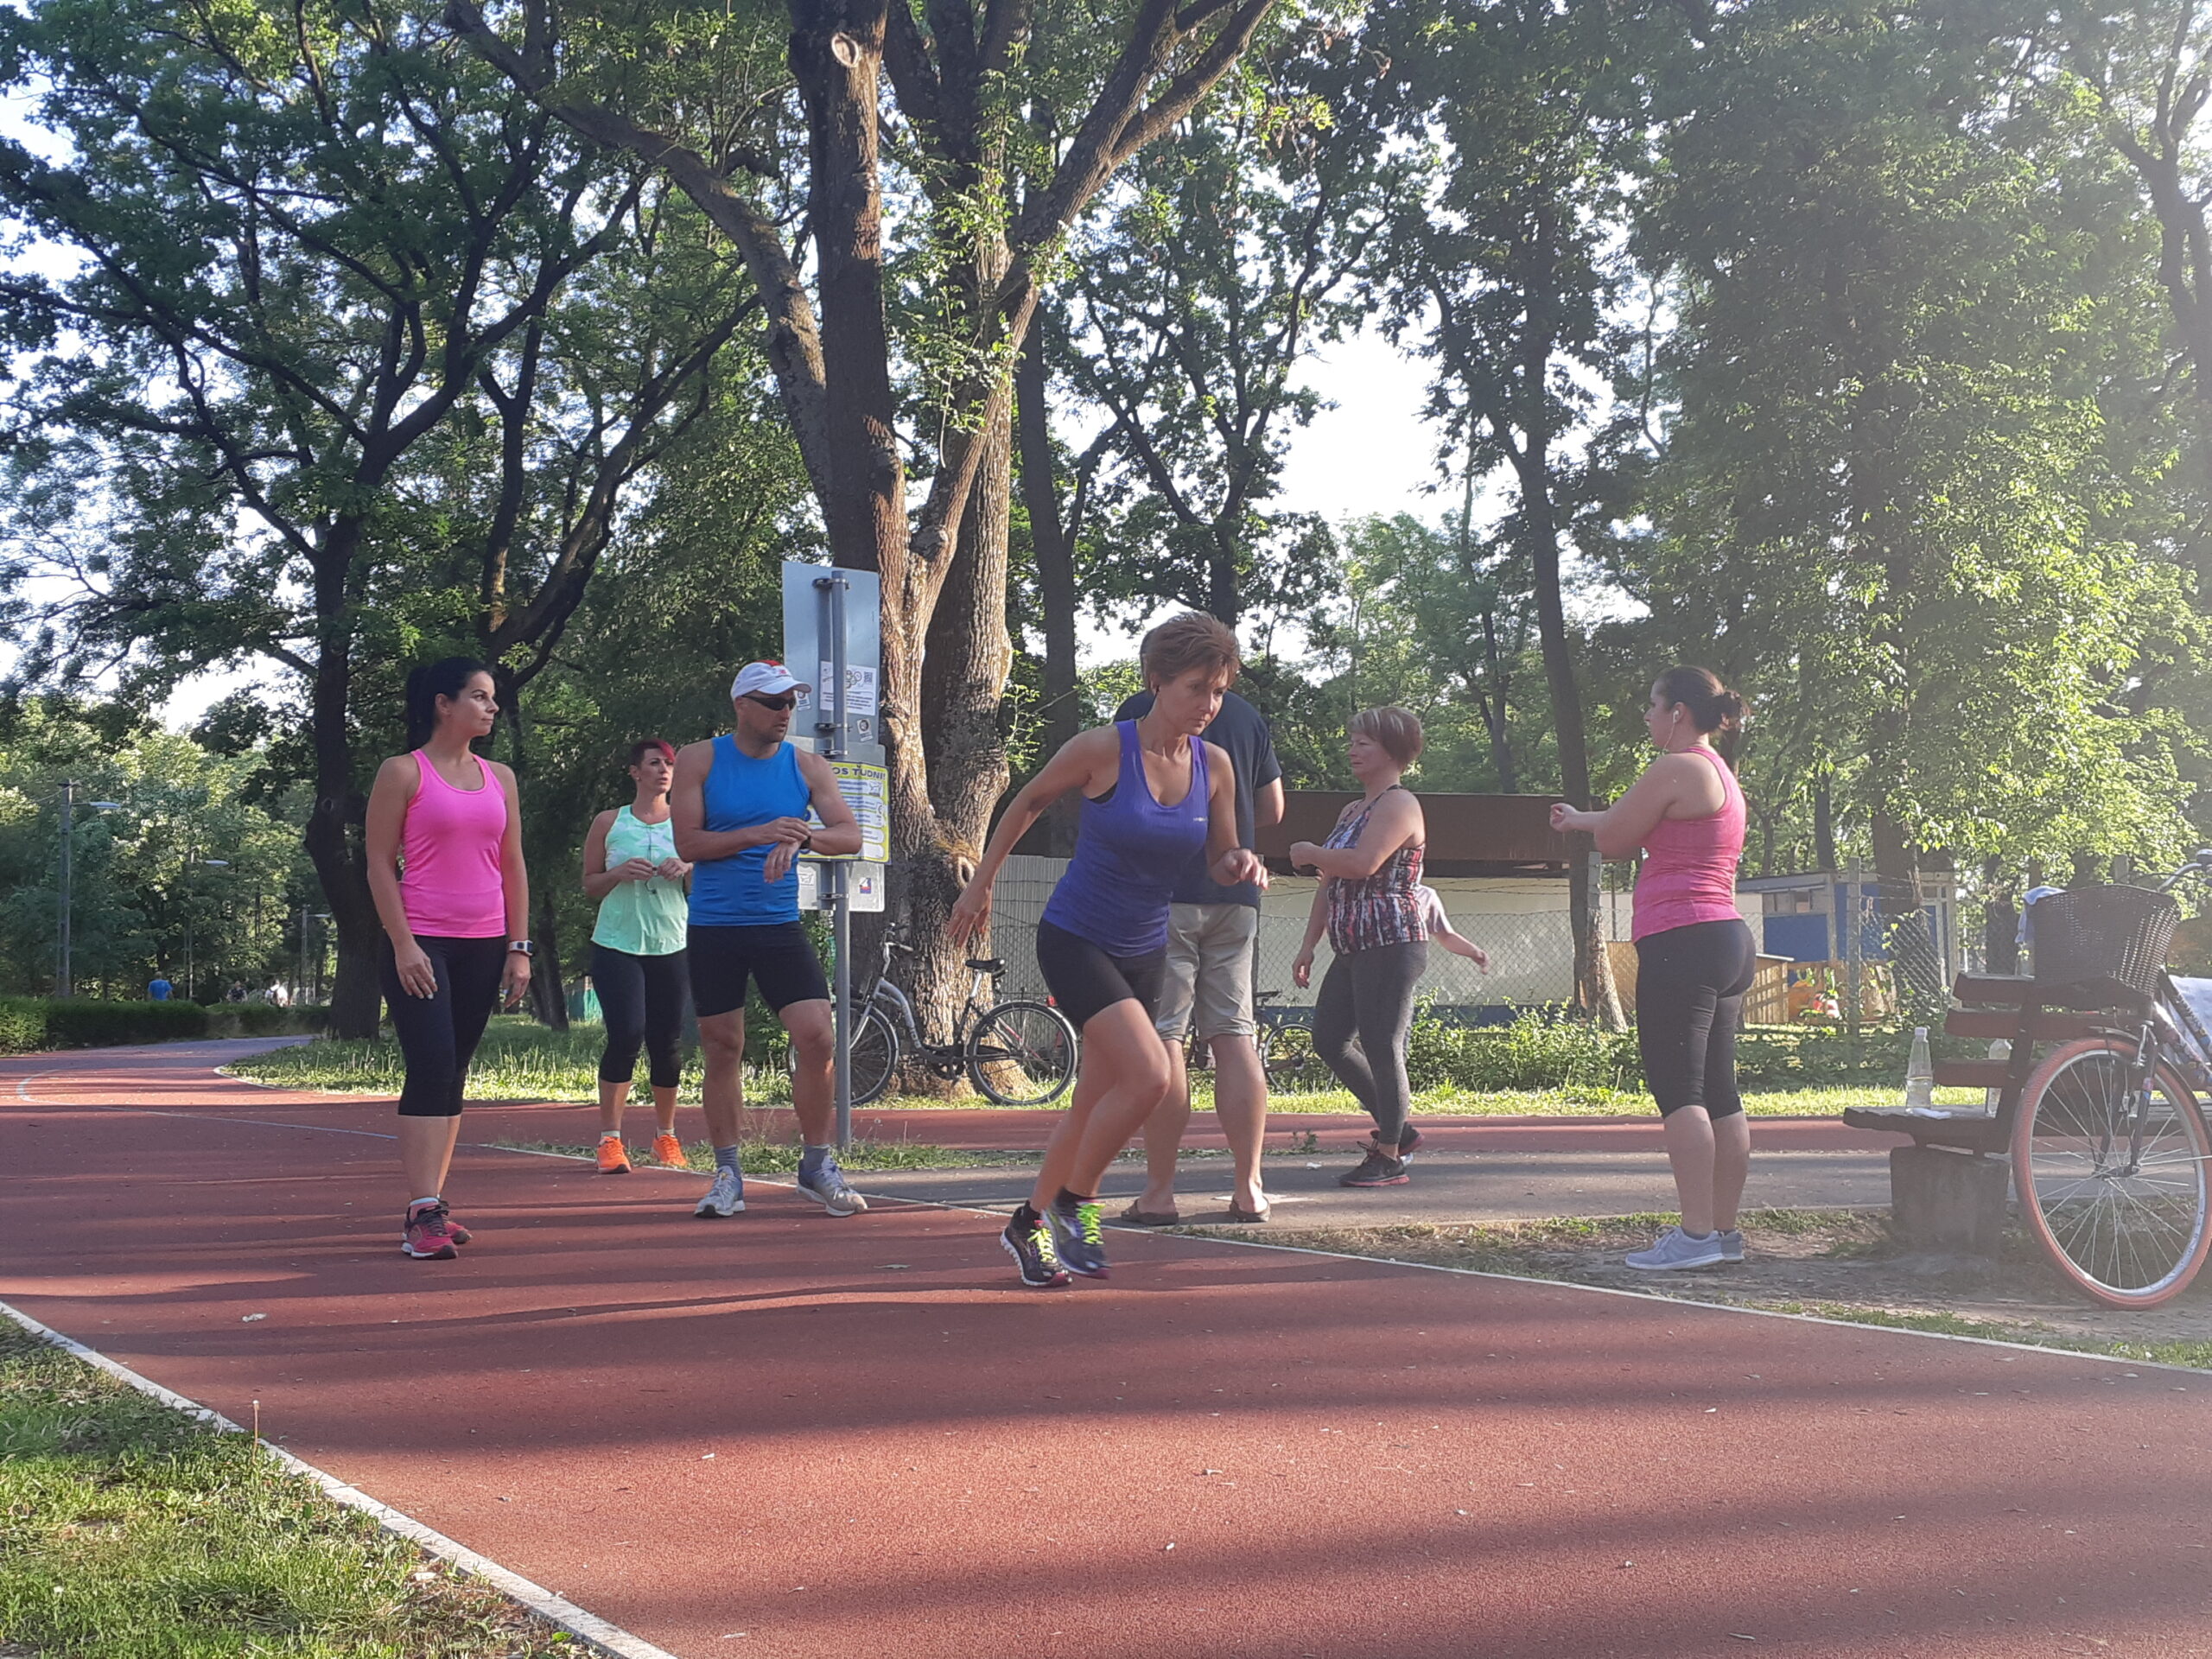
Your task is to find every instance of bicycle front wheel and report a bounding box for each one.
[842,1006,900,1107]
[968,1000,1079,1105]
[2012,1036,2212,1308]
[1260,1020,1317,1094]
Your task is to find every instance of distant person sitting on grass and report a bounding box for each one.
[1551,666,1751,1273]
[365,657,533,1263]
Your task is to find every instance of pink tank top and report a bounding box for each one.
[1631,747,1745,942]
[399,751,509,938]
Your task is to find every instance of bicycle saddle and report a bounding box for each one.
[966,957,1006,974]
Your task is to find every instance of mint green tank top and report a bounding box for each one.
[591,806,689,957]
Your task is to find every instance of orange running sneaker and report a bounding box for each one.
[596,1136,632,1174]
[652,1132,685,1168]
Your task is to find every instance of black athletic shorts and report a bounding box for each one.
[1035,918,1167,1030]
[686,922,830,1018]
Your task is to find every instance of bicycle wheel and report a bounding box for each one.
[967,1000,1078,1105]
[791,1004,900,1106]
[1260,1020,1316,1094]
[2012,1036,2212,1309]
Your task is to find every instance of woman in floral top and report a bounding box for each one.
[1291,707,1430,1187]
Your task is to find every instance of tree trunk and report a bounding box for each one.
[1017,322,1082,855]
[1813,772,1837,873]
[302,528,382,1039]
[1518,455,1624,1028]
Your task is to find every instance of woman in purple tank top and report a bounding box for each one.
[365,658,532,1262]
[1552,667,1753,1273]
[952,613,1264,1288]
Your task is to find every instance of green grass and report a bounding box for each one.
[232,1025,1978,1119]
[1209,1210,2212,1372]
[0,1319,577,1657]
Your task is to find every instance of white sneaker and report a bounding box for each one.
[1625,1225,1726,1271]
[693,1167,746,1218]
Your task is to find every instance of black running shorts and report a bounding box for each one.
[1035,918,1167,1030]
[686,922,830,1018]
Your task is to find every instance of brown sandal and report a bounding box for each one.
[1116,1203,1182,1226]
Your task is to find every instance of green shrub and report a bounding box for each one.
[1407,1005,1638,1093]
[206,1003,327,1038]
[0,998,210,1052]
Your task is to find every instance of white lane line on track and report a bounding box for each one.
[0,1298,683,1659]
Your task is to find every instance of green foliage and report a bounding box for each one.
[1405,1005,1637,1093]
[0,998,209,1051]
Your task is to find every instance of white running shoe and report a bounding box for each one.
[1625,1225,1726,1271]
[797,1155,868,1217]
[693,1167,747,1218]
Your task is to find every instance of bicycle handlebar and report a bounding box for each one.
[2156,849,2212,893]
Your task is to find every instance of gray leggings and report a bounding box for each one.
[1312,940,1427,1147]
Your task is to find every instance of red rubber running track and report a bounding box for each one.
[4,1041,2209,1659]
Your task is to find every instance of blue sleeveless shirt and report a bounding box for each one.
[690,736,809,926]
[1041,722,1211,957]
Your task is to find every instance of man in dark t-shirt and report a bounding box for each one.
[1113,680,1281,1222]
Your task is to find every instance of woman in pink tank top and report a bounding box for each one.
[365,658,531,1262]
[1552,667,1755,1273]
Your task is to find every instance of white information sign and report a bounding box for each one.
[805,760,890,863]
[798,860,887,912]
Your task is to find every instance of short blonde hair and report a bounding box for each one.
[1350,706,1423,769]
[1141,611,1240,690]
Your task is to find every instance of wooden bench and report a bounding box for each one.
[1838,974,2141,1251]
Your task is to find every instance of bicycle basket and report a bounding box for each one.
[2029,884,2182,999]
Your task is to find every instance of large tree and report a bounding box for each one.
[0,0,752,1033]
[448,0,1281,1029]
[1630,0,2196,985]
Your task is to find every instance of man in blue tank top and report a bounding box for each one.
[671,661,864,1222]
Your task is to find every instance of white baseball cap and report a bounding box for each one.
[730,660,811,700]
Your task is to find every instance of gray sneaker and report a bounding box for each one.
[797,1155,868,1217]
[693,1167,747,1218]
[1716,1229,1745,1263]
[1625,1225,1726,1271]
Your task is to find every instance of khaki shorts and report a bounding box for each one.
[1154,902,1259,1040]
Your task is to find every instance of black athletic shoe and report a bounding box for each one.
[1340,1150,1409,1187]
[1001,1216,1071,1287]
[1370,1128,1426,1160]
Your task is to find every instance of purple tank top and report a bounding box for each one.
[1041,722,1211,957]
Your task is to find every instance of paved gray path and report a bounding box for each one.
[855,1147,1895,1228]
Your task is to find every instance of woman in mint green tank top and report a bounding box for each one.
[580,739,693,1174]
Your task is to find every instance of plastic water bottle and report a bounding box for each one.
[1904,1026,1935,1110]
[1982,1039,2010,1116]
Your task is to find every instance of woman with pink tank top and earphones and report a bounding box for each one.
[1553,666,1752,1273]
[365,658,532,1262]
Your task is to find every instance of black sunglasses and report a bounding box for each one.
[745,693,798,712]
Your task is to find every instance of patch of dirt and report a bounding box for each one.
[1184,1210,2212,1361]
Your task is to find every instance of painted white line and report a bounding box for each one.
[0,1299,683,1659]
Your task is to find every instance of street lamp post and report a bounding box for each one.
[56,783,124,1001]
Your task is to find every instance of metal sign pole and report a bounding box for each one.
[815,574,854,1151]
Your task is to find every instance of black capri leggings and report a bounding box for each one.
[1635,918,1758,1119]
[1312,939,1428,1147]
[378,933,507,1118]
[592,942,688,1090]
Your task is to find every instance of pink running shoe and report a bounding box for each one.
[402,1199,459,1260]
[397,1208,472,1247]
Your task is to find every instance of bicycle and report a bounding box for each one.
[2010,851,2212,1308]
[1178,989,1316,1093]
[810,921,1079,1107]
